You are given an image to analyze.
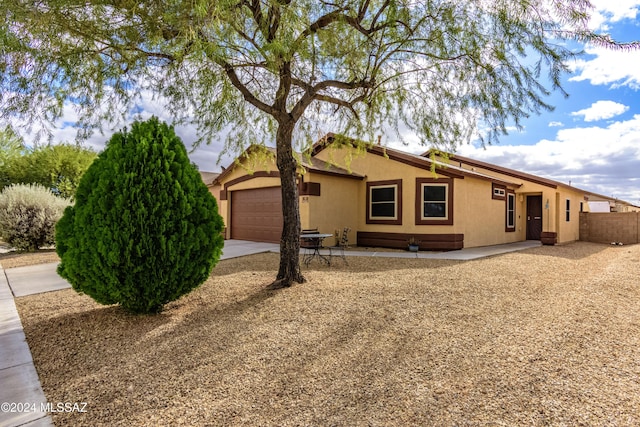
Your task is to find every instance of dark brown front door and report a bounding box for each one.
[526,195,542,240]
[231,187,283,243]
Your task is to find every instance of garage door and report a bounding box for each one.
[231,187,283,243]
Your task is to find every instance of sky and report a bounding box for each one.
[449,0,640,206]
[12,1,640,205]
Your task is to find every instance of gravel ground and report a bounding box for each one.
[15,241,640,426]
[0,249,60,269]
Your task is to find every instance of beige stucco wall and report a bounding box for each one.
[443,158,587,245]
[215,154,357,241]
[303,173,360,245]
[313,146,528,248]
[216,144,589,248]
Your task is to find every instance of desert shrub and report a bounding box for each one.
[56,117,224,314]
[0,183,71,251]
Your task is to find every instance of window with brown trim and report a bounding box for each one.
[415,178,453,225]
[506,191,516,231]
[492,183,506,200]
[566,199,571,222]
[366,180,402,225]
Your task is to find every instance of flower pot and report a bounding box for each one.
[408,244,419,252]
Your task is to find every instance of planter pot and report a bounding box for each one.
[408,244,419,252]
[540,232,557,245]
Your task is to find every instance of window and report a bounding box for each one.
[506,192,516,231]
[415,178,453,225]
[371,186,396,218]
[492,183,506,200]
[367,180,402,224]
[566,199,571,222]
[423,185,447,218]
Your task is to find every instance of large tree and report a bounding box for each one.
[1,0,636,287]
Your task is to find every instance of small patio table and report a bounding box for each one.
[300,233,333,266]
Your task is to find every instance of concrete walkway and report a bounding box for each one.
[0,268,53,427]
[0,239,540,427]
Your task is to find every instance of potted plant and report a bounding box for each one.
[407,237,420,252]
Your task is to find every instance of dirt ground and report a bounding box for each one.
[0,249,60,269]
[14,242,640,426]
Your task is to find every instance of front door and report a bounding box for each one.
[526,195,543,240]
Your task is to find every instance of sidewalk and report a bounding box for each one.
[0,239,541,427]
[0,268,53,427]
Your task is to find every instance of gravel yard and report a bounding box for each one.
[15,242,640,426]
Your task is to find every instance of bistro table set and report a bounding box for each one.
[300,227,350,266]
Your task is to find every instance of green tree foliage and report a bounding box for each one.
[1,1,637,286]
[56,117,224,314]
[0,125,25,188]
[0,125,24,165]
[0,183,70,251]
[4,143,97,198]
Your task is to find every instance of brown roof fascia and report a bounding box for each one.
[429,151,640,206]
[311,134,523,187]
[212,144,276,185]
[214,142,364,184]
[310,133,467,178]
[367,144,467,179]
[304,166,365,180]
[424,151,560,189]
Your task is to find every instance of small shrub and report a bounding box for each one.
[0,183,71,251]
[56,117,224,314]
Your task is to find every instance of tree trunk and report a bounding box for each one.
[272,120,305,288]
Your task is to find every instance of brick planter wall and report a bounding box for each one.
[579,212,640,244]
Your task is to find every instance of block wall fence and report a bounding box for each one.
[579,212,640,244]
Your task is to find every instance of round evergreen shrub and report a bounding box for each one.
[0,183,71,251]
[56,117,224,314]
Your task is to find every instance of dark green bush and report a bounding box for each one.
[56,117,224,314]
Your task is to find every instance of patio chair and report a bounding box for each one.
[329,227,351,265]
[300,228,320,266]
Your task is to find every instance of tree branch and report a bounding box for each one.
[290,76,375,96]
[219,61,276,116]
[314,93,366,118]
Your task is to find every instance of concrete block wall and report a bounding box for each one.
[580,212,640,244]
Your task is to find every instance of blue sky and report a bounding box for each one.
[451,0,640,205]
[17,0,640,205]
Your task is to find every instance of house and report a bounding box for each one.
[199,171,221,201]
[212,134,636,250]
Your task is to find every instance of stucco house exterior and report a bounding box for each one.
[212,134,634,250]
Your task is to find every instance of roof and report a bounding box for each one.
[426,151,569,190]
[211,134,638,208]
[431,151,639,206]
[311,133,521,188]
[199,171,220,186]
[213,144,364,185]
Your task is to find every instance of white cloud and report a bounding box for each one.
[589,0,640,27]
[452,115,640,203]
[548,121,564,127]
[570,46,640,89]
[11,90,230,173]
[571,100,629,122]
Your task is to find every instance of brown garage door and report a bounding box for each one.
[231,187,283,243]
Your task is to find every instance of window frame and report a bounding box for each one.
[506,191,516,232]
[492,183,506,200]
[566,199,571,222]
[366,179,403,225]
[415,178,454,225]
